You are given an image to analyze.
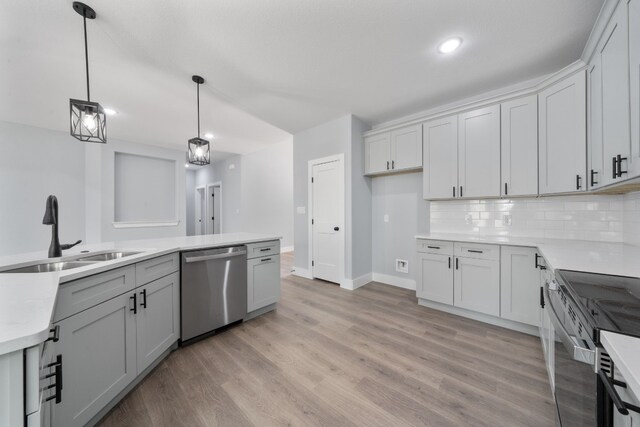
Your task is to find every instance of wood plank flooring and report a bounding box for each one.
[98,251,555,426]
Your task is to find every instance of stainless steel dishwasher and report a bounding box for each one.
[180,246,247,344]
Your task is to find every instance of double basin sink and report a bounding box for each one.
[1,251,142,273]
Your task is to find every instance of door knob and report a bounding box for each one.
[334,226,340,231]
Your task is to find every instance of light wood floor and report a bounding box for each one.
[98,251,555,426]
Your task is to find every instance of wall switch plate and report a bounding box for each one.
[228,163,235,170]
[465,214,473,224]
[503,214,512,226]
[384,214,389,223]
[395,259,408,273]
[296,206,306,214]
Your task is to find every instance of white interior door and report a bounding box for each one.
[311,157,344,284]
[212,186,221,234]
[195,187,205,235]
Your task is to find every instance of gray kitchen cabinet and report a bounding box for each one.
[53,291,137,427]
[500,246,541,326]
[538,70,587,194]
[629,0,640,179]
[416,252,453,305]
[136,272,180,374]
[423,115,458,199]
[364,132,391,174]
[247,254,281,312]
[454,256,500,317]
[365,124,422,175]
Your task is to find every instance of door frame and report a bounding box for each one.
[307,153,345,285]
[194,186,206,235]
[206,181,222,234]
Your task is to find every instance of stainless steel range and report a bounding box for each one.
[546,270,640,426]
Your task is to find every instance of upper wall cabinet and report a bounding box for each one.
[501,95,538,197]
[588,2,630,189]
[423,115,458,199]
[458,105,501,198]
[538,71,587,195]
[364,124,422,176]
[629,0,640,178]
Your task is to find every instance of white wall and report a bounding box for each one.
[0,121,86,256]
[185,169,196,236]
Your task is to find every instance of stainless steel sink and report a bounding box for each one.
[73,251,141,262]
[3,261,98,273]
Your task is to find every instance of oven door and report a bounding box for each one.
[546,285,598,427]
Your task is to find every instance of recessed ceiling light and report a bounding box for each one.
[438,37,462,54]
[204,133,214,139]
[104,108,117,115]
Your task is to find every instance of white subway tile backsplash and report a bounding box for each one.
[623,191,640,245]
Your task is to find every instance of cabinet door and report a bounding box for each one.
[588,59,604,189]
[136,272,179,374]
[539,71,587,194]
[458,105,501,198]
[390,124,422,171]
[500,246,541,326]
[423,115,458,199]
[54,292,136,427]
[628,0,640,177]
[248,254,281,312]
[501,96,538,196]
[364,132,391,174]
[601,4,631,186]
[416,252,453,305]
[453,257,500,316]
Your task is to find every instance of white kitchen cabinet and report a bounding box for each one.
[365,125,422,175]
[423,115,458,199]
[458,104,501,198]
[54,291,137,427]
[364,132,391,174]
[500,246,541,326]
[539,70,587,194]
[136,272,180,374]
[629,0,640,178]
[248,254,281,312]
[416,252,453,305]
[589,3,631,188]
[501,95,538,196]
[453,256,500,317]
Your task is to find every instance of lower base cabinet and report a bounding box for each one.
[500,246,542,326]
[417,252,453,304]
[247,254,281,312]
[454,257,500,316]
[53,271,179,427]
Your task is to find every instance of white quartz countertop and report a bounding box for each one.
[601,331,640,401]
[415,232,640,278]
[0,233,281,355]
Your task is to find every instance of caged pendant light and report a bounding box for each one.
[187,75,211,166]
[69,2,106,143]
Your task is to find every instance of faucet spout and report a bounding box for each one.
[42,195,82,258]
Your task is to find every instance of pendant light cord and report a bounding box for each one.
[83,15,90,102]
[196,82,200,136]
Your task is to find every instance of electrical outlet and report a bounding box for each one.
[296,206,306,214]
[383,214,389,223]
[228,163,235,170]
[465,214,473,224]
[503,214,512,226]
[396,259,408,273]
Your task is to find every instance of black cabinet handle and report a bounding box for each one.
[46,325,59,343]
[45,355,63,404]
[618,154,628,177]
[460,186,463,198]
[613,156,619,179]
[140,289,147,309]
[467,249,483,254]
[261,258,272,262]
[452,186,456,198]
[260,248,271,252]
[504,183,508,196]
[334,226,340,231]
[590,169,598,186]
[386,161,389,170]
[535,253,547,270]
[448,257,451,269]
[540,287,545,308]
[597,370,640,415]
[427,245,440,249]
[392,160,395,169]
[576,174,582,190]
[130,293,137,314]
[455,258,459,270]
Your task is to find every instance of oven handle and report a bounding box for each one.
[544,285,595,365]
[598,370,631,416]
[184,251,247,263]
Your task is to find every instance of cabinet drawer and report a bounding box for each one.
[135,253,179,286]
[454,242,499,260]
[416,239,454,255]
[247,254,281,312]
[246,240,280,259]
[54,265,135,322]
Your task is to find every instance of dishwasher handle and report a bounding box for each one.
[184,250,247,263]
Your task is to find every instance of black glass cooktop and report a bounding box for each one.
[557,270,640,340]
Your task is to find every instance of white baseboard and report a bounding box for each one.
[281,245,294,253]
[340,273,373,291]
[291,267,312,280]
[371,272,416,290]
[417,298,540,337]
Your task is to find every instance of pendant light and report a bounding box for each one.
[69,2,106,143]
[187,75,211,166]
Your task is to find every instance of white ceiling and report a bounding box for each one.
[1,0,603,151]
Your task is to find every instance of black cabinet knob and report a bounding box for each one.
[334,226,340,231]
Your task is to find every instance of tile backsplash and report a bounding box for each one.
[430,194,625,242]
[623,191,640,245]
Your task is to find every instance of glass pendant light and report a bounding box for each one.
[69,2,106,143]
[187,75,211,166]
